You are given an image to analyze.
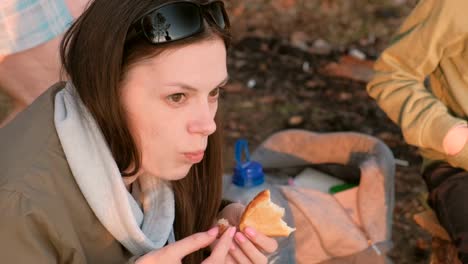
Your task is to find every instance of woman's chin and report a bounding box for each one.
[144,163,193,181]
[164,166,192,181]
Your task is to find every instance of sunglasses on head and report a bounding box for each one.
[126,0,230,45]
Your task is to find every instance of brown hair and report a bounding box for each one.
[60,0,230,262]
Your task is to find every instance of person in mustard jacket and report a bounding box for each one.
[0,0,278,263]
[367,0,468,262]
[0,0,88,127]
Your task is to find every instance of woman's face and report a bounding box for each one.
[121,38,228,180]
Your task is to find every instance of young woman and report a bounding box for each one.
[0,0,278,263]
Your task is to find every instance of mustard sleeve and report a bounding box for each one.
[366,0,467,154]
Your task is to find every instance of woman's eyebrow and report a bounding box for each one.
[165,76,230,91]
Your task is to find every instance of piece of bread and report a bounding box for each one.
[217,218,231,237]
[239,189,296,237]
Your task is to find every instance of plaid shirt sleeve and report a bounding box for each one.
[0,0,73,55]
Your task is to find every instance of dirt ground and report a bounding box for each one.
[0,0,437,263]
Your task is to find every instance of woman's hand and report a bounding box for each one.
[136,226,236,264]
[218,203,279,264]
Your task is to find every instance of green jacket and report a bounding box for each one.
[0,83,137,263]
[367,0,468,171]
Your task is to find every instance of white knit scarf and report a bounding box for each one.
[54,83,175,256]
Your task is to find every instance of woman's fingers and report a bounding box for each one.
[202,226,236,264]
[137,227,220,263]
[165,226,220,259]
[225,254,238,264]
[243,227,278,253]
[229,242,252,264]
[234,232,267,264]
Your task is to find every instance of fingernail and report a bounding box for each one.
[235,232,247,243]
[228,227,236,238]
[245,227,256,237]
[208,226,219,237]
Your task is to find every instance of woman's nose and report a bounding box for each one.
[187,106,217,136]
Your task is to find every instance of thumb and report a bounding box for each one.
[166,227,219,259]
[219,203,245,225]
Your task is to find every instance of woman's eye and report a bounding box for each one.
[167,93,186,103]
[209,87,220,98]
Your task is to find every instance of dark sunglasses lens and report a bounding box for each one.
[142,2,202,43]
[206,2,229,29]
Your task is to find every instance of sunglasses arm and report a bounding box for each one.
[125,23,143,43]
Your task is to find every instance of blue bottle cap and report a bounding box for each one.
[232,139,264,187]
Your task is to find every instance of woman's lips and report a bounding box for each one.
[183,151,205,163]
